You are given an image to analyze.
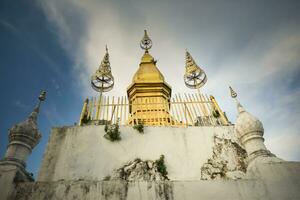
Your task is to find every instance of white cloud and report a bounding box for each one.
[38,0,300,161]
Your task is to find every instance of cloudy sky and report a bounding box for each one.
[0,0,299,177]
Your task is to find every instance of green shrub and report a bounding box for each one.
[133,124,144,133]
[155,155,168,178]
[81,115,91,124]
[104,122,121,142]
[212,109,220,118]
[104,124,108,132]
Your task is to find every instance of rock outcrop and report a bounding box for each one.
[106,157,169,181]
[201,136,247,180]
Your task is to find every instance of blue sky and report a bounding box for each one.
[0,0,83,177]
[1,0,300,178]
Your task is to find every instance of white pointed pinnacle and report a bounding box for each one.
[2,91,46,169]
[229,85,263,136]
[229,86,245,114]
[229,86,281,166]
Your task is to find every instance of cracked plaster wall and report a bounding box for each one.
[38,125,242,181]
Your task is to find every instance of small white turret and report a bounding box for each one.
[0,91,46,171]
[229,86,282,166]
[0,91,46,199]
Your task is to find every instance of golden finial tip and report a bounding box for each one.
[38,90,46,102]
[105,45,108,52]
[185,49,191,57]
[229,86,237,98]
[140,30,152,50]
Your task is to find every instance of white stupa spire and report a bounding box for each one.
[229,86,282,167]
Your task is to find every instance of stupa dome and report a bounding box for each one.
[9,107,41,148]
[132,52,165,83]
[234,102,264,143]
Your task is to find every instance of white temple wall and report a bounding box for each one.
[38,125,236,182]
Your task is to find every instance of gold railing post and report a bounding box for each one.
[198,93,209,117]
[111,96,115,124]
[210,95,229,125]
[101,96,106,120]
[110,105,116,124]
[124,96,128,125]
[179,94,193,126]
[87,98,91,120]
[172,98,181,126]
[203,94,215,125]
[164,97,170,125]
[120,96,124,125]
[91,97,96,120]
[79,98,89,126]
[175,94,185,126]
[95,92,103,120]
[115,97,120,124]
[106,96,110,122]
[187,94,198,124]
[189,94,204,125]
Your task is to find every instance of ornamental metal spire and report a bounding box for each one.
[229,86,245,114]
[27,90,47,124]
[89,46,115,122]
[184,50,207,90]
[91,45,114,93]
[140,30,152,51]
[229,86,237,98]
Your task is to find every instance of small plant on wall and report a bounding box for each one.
[81,114,91,125]
[155,154,168,179]
[133,123,144,133]
[104,119,121,142]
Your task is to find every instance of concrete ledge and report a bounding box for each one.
[15,177,300,200]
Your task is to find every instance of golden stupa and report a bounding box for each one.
[127,31,172,125]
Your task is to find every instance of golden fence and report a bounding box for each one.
[79,93,229,127]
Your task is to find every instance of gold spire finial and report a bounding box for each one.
[36,90,46,111]
[38,90,46,102]
[140,30,152,51]
[184,50,207,89]
[229,86,237,98]
[91,46,114,92]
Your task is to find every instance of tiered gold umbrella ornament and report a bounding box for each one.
[79,46,115,125]
[91,46,115,120]
[183,51,209,125]
[183,51,228,125]
[183,50,207,91]
[91,46,115,94]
